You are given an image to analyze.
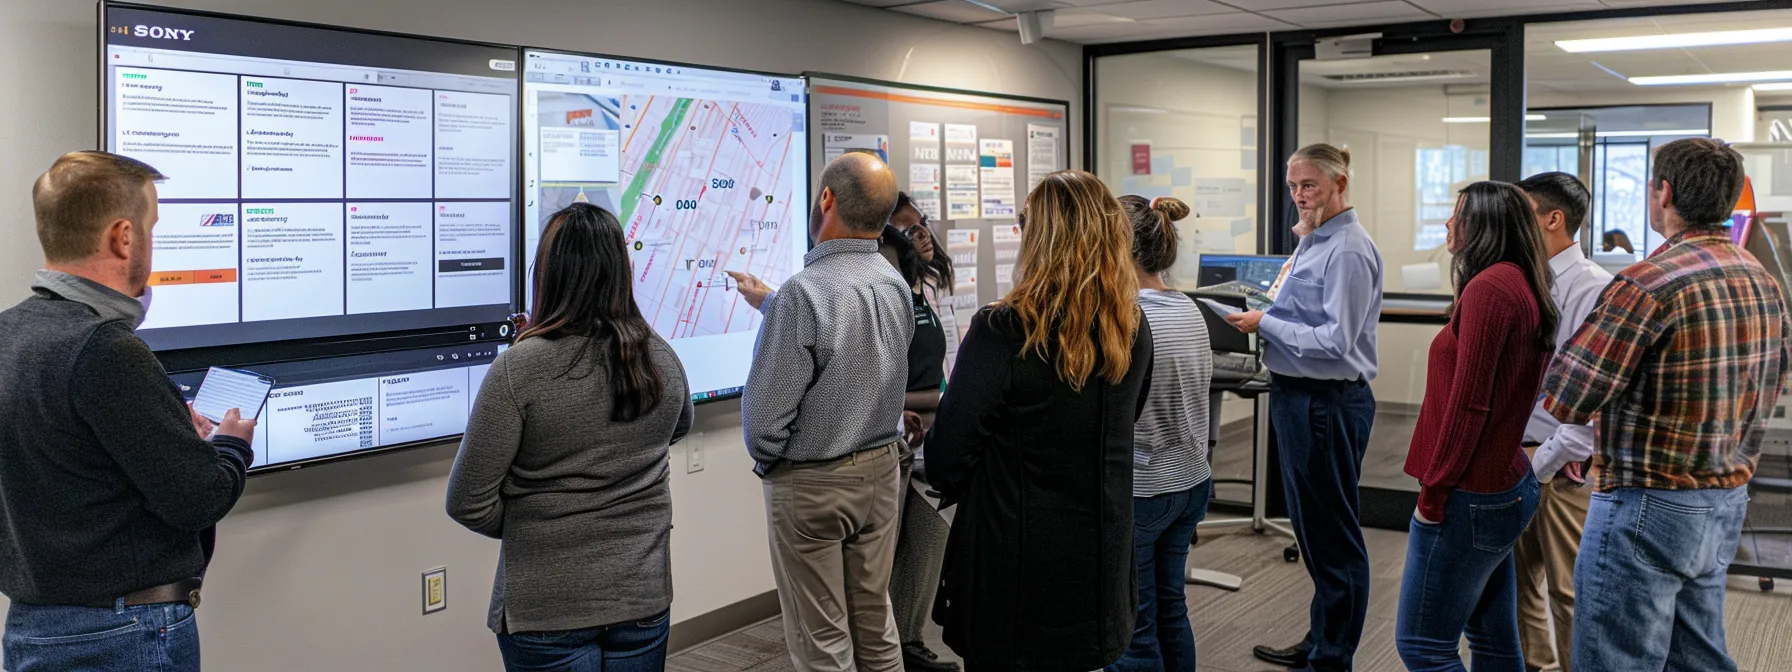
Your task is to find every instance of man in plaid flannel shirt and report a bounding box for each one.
[1541,138,1792,672]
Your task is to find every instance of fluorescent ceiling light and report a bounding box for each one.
[1599,128,1707,137]
[1442,115,1548,123]
[1525,129,1708,139]
[1630,70,1792,86]
[1111,105,1168,114]
[1557,27,1792,53]
[1753,82,1792,91]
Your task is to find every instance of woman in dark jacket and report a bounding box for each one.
[927,170,1153,671]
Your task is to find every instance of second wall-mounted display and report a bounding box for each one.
[521,50,809,403]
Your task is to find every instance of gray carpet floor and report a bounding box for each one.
[667,525,1792,672]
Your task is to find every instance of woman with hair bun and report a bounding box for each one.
[1108,196,1215,672]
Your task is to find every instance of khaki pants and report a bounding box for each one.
[1514,471,1594,672]
[764,443,904,672]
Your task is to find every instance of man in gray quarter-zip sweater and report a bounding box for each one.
[0,152,257,672]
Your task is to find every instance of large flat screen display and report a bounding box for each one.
[523,50,808,402]
[169,343,503,472]
[102,4,521,352]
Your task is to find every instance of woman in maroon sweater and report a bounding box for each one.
[1395,181,1559,672]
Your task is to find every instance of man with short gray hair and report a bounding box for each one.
[738,152,912,672]
[0,151,257,672]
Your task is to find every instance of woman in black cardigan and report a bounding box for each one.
[927,170,1153,671]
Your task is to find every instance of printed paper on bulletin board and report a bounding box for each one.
[807,74,1069,225]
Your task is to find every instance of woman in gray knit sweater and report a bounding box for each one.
[447,203,693,672]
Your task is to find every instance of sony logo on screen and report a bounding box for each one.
[131,25,195,41]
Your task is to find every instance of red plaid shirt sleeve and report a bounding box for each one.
[1542,276,1666,426]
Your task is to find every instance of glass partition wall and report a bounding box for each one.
[1090,6,1792,560]
[1091,39,1265,510]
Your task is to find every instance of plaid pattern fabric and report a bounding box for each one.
[1543,230,1792,492]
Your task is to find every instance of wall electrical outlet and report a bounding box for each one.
[686,432,706,474]
[421,567,447,615]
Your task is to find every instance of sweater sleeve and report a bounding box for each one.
[1416,270,1525,522]
[72,325,251,533]
[446,353,523,539]
[924,307,1014,505]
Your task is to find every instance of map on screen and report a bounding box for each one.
[524,52,808,401]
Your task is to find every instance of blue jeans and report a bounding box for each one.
[1395,473,1540,672]
[1109,479,1213,672]
[3,600,199,672]
[496,610,671,672]
[1270,375,1374,672]
[1572,486,1748,672]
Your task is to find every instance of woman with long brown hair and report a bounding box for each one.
[926,170,1154,672]
[447,202,692,672]
[1395,181,1554,671]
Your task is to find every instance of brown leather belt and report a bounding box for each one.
[120,578,203,609]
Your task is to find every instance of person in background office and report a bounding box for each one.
[1225,143,1382,672]
[1598,230,1634,255]
[891,192,956,318]
[0,151,257,672]
[881,214,959,672]
[446,203,693,672]
[1511,172,1610,672]
[1110,195,1213,672]
[1395,181,1556,671]
[927,170,1153,672]
[741,153,912,672]
[1542,139,1792,672]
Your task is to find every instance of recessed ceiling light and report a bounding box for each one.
[1597,129,1707,137]
[1442,115,1548,123]
[1631,70,1792,86]
[1556,27,1792,53]
[1753,82,1792,91]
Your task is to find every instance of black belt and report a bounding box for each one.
[1270,373,1367,390]
[87,578,203,609]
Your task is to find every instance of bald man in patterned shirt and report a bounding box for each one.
[732,153,913,672]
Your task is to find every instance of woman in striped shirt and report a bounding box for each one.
[1110,195,1214,672]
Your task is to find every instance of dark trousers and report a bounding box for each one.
[1109,479,1213,672]
[1270,374,1374,672]
[3,600,198,672]
[495,610,671,672]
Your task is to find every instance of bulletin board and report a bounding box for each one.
[806,73,1069,361]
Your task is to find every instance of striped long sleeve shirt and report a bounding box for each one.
[1132,289,1214,498]
[1542,229,1792,492]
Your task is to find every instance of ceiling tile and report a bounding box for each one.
[975,7,1142,31]
[1600,0,1756,6]
[1409,0,1603,16]
[890,0,1012,23]
[1052,10,1296,41]
[835,0,920,6]
[964,0,1060,10]
[1262,1,1438,27]
[1053,0,1146,5]
[1213,0,1376,10]
[1086,0,1233,20]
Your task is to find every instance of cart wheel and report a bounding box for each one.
[1761,577,1775,592]
[1284,544,1300,563]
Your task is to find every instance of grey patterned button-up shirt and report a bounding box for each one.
[742,237,914,476]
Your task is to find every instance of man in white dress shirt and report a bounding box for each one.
[1512,172,1613,672]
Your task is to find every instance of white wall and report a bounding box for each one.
[0,1,1080,670]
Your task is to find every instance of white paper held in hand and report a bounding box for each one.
[1196,297,1243,318]
[193,367,276,423]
